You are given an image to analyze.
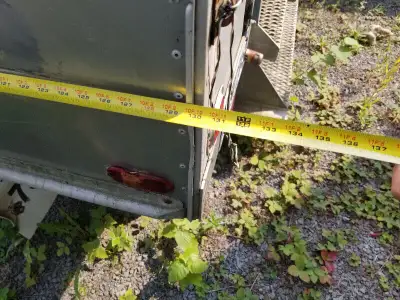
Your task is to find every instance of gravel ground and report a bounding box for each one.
[1,1,400,300]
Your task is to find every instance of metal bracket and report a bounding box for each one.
[235,62,287,115]
[248,23,279,61]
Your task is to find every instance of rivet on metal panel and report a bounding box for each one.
[171,50,182,59]
[173,92,184,100]
[179,163,186,169]
[178,129,186,135]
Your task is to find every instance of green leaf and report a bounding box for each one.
[294,255,307,270]
[323,53,336,66]
[111,237,121,247]
[314,267,327,277]
[265,200,283,214]
[161,223,177,238]
[179,273,203,290]
[250,155,259,166]
[119,288,137,300]
[299,271,310,283]
[263,187,278,199]
[231,199,243,209]
[311,52,325,64]
[172,219,190,227]
[0,288,9,299]
[23,241,32,264]
[258,159,266,170]
[310,272,319,283]
[168,260,189,282]
[186,220,201,233]
[37,245,46,261]
[90,206,106,220]
[288,265,299,277]
[280,244,294,256]
[25,276,36,288]
[344,37,359,46]
[82,239,100,253]
[330,45,352,63]
[95,246,108,259]
[65,247,70,256]
[57,248,63,257]
[175,231,198,252]
[293,77,305,85]
[307,68,322,88]
[289,95,299,103]
[56,242,64,248]
[104,214,117,228]
[187,254,208,274]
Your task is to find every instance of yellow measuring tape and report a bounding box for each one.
[0,72,399,164]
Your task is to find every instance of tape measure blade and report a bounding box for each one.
[0,72,399,164]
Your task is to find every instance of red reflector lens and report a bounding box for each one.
[107,166,174,194]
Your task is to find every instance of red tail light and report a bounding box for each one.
[107,166,174,194]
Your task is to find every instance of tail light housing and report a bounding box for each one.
[107,166,174,194]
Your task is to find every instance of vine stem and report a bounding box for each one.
[250,273,261,291]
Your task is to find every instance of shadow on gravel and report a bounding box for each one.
[1,197,136,300]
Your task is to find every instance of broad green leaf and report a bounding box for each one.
[95,246,108,259]
[119,288,137,300]
[311,52,325,64]
[258,159,266,171]
[111,237,121,247]
[30,248,38,260]
[175,231,198,252]
[307,68,322,88]
[104,214,117,228]
[65,247,70,256]
[323,53,336,66]
[294,255,307,270]
[57,248,63,257]
[263,187,278,199]
[179,273,203,289]
[23,241,32,264]
[293,77,305,85]
[0,288,9,298]
[172,218,190,227]
[250,155,259,166]
[168,260,189,282]
[266,200,283,214]
[25,276,36,288]
[344,37,359,46]
[186,220,201,233]
[231,199,242,209]
[37,245,46,261]
[161,223,177,238]
[187,254,208,274]
[314,267,328,277]
[288,265,299,277]
[56,242,64,247]
[330,45,352,63]
[90,206,106,220]
[299,270,310,283]
[289,95,299,103]
[82,239,100,253]
[310,272,318,283]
